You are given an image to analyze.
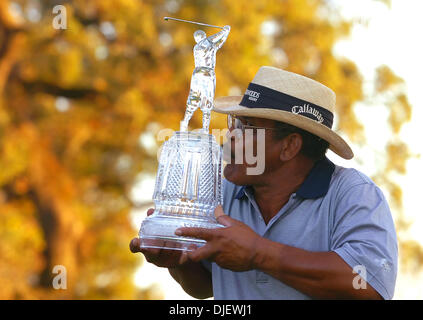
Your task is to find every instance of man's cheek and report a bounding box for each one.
[245,129,265,175]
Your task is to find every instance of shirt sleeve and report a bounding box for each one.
[330,182,398,300]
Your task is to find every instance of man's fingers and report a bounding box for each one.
[140,246,161,257]
[178,251,188,265]
[175,227,214,241]
[216,215,234,227]
[179,246,196,265]
[214,205,233,227]
[131,236,190,268]
[214,205,225,219]
[215,208,243,228]
[130,237,161,256]
[129,238,141,253]
[188,244,216,262]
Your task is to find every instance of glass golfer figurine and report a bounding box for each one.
[138,18,230,251]
[181,24,231,133]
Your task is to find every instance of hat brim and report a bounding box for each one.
[213,96,354,160]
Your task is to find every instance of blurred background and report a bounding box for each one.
[0,0,422,299]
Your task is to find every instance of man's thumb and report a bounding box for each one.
[214,205,235,227]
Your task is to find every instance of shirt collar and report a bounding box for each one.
[296,157,335,199]
[235,185,248,200]
[234,157,335,200]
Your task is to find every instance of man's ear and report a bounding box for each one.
[279,133,303,161]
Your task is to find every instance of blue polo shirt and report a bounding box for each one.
[202,157,398,300]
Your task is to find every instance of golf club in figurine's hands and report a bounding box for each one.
[138,18,230,251]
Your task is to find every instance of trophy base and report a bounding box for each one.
[138,214,224,251]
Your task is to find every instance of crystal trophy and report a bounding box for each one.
[138,18,230,251]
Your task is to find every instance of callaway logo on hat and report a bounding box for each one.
[213,66,354,160]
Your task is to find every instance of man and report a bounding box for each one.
[130,66,398,300]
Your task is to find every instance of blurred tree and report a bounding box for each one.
[0,0,419,299]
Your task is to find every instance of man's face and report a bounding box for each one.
[223,116,284,186]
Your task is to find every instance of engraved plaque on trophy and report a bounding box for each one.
[138,18,230,251]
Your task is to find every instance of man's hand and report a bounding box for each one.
[175,206,261,271]
[129,208,191,268]
[130,208,214,298]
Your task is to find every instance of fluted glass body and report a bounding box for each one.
[139,131,224,251]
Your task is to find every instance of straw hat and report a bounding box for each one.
[213,66,354,159]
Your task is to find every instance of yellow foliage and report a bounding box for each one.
[386,142,410,175]
[376,65,404,93]
[388,93,412,134]
[0,0,415,299]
